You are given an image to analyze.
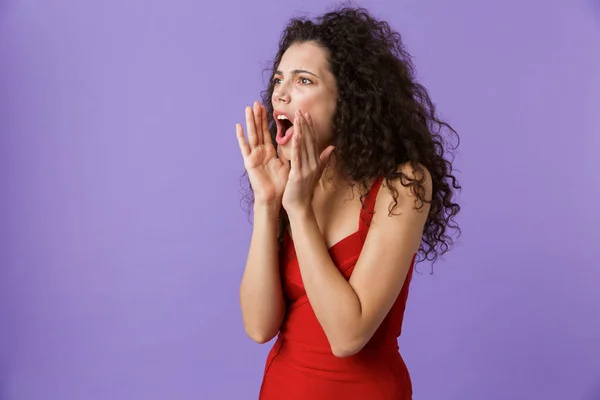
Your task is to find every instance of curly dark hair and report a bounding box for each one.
[241,5,461,267]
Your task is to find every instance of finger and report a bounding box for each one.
[236,123,250,158]
[304,112,317,140]
[302,113,319,166]
[294,113,310,170]
[306,112,320,163]
[253,102,264,146]
[291,123,301,172]
[319,145,336,168]
[295,111,312,167]
[260,105,272,146]
[245,106,258,148]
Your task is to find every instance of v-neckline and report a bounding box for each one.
[284,228,362,255]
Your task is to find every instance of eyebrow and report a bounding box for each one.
[274,69,320,79]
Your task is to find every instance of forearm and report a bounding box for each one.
[239,204,286,343]
[287,209,363,355]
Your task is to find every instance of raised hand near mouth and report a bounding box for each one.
[236,101,291,207]
[282,109,336,216]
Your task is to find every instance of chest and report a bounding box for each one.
[308,185,366,249]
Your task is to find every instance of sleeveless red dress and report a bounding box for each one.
[259,177,415,400]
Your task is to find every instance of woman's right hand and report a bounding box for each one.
[236,102,290,206]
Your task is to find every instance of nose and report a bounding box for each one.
[273,84,290,104]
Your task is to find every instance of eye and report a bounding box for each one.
[273,77,282,85]
[299,77,312,85]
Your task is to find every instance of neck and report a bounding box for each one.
[318,153,345,190]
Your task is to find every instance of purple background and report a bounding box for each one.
[1,0,599,399]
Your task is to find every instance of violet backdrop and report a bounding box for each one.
[1,0,599,399]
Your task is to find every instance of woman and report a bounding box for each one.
[236,6,461,399]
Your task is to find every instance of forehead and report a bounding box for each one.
[277,42,330,74]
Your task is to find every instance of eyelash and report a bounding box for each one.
[273,77,313,85]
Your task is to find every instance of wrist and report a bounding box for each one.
[253,201,282,218]
[286,205,314,224]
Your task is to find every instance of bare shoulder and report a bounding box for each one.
[375,162,433,217]
[347,163,432,350]
[357,162,431,263]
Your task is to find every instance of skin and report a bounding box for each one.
[237,41,432,357]
[272,42,338,162]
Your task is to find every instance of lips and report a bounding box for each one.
[274,110,294,145]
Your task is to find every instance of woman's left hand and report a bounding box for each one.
[282,110,336,216]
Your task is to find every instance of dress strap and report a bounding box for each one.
[359,176,385,231]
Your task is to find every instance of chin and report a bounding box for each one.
[278,145,292,161]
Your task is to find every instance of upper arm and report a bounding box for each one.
[348,163,432,346]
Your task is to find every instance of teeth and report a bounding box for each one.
[277,115,288,120]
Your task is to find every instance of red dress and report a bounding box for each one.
[259,177,415,400]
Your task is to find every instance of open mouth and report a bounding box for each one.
[275,115,294,145]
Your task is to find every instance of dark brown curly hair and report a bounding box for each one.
[241,5,461,267]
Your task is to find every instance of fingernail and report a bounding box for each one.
[305,112,310,119]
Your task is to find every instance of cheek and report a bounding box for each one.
[311,114,334,141]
